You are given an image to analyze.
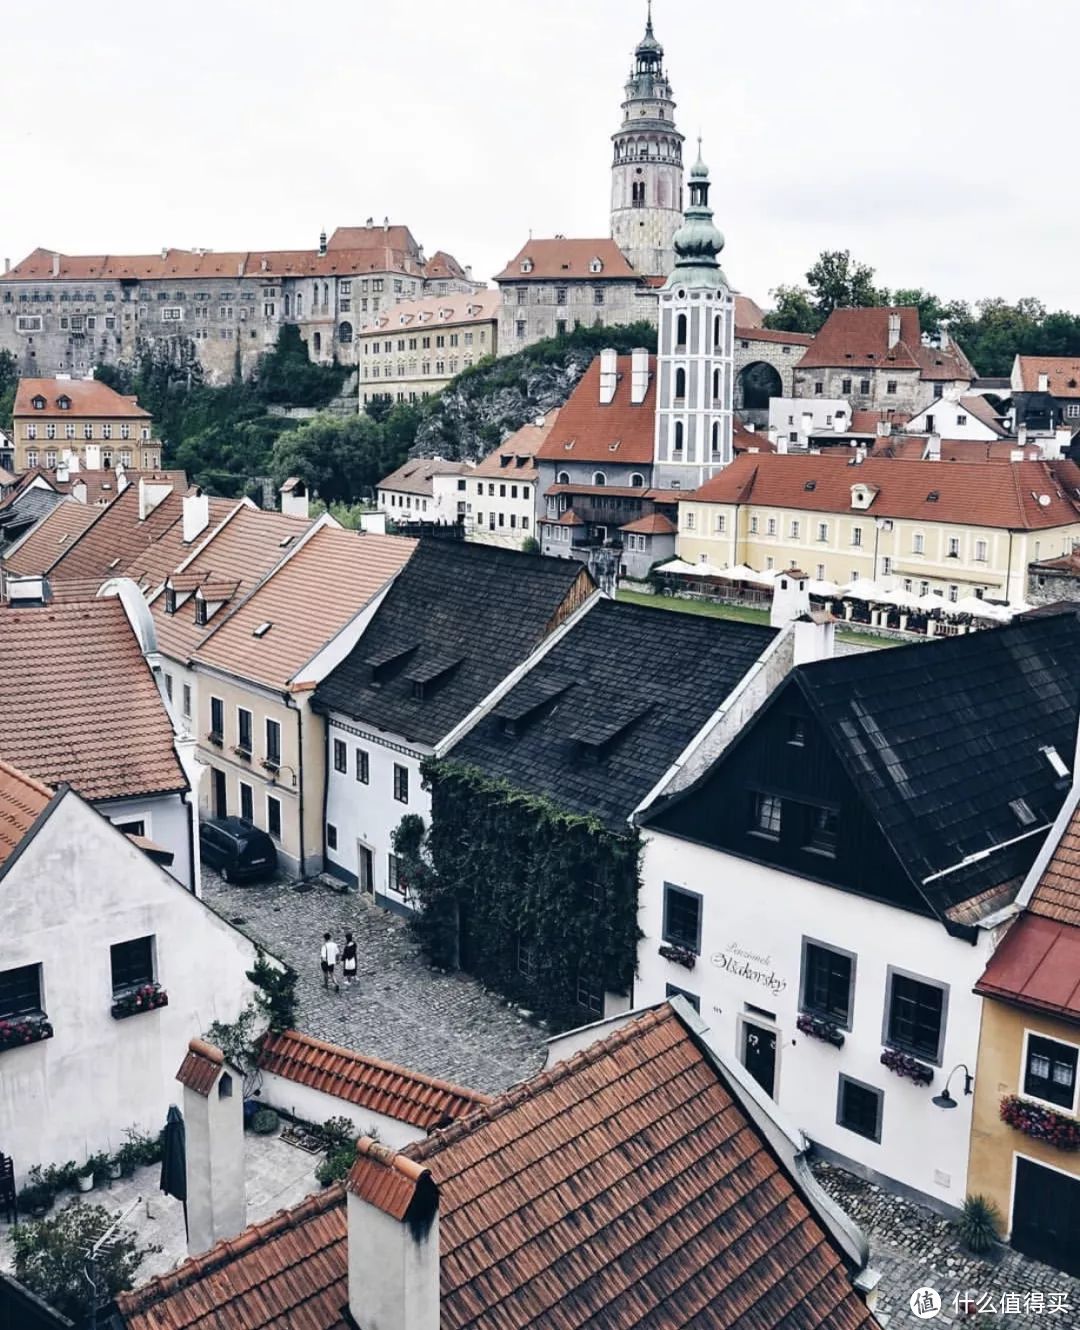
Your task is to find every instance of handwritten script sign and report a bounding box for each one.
[709,941,787,996]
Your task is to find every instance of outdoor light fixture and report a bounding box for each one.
[932,1064,974,1109]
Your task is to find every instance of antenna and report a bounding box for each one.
[84,1198,141,1330]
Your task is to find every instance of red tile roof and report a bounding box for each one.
[797,307,974,381]
[376,458,471,497]
[117,1004,876,1330]
[44,481,186,583]
[537,354,656,464]
[424,250,469,281]
[975,913,1080,1020]
[193,525,416,691]
[258,1029,490,1129]
[2,500,100,575]
[472,410,561,482]
[1026,798,1080,928]
[14,378,151,420]
[688,453,1080,531]
[737,325,815,346]
[0,598,186,801]
[176,1039,225,1097]
[0,758,52,871]
[495,238,637,283]
[619,512,676,534]
[120,497,235,593]
[1015,356,1080,398]
[360,289,499,335]
[734,295,766,328]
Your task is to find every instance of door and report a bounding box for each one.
[1012,1157,1080,1276]
[741,1021,777,1098]
[212,768,227,819]
[357,842,373,895]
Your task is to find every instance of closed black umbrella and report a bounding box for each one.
[159,1104,187,1238]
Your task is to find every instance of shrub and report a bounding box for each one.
[956,1194,1001,1254]
[318,1116,357,1149]
[251,1108,280,1135]
[315,1144,356,1187]
[17,1181,53,1216]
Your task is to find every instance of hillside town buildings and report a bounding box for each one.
[11,376,161,472]
[463,410,556,547]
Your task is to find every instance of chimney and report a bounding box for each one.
[4,257,11,274]
[237,260,244,277]
[183,489,210,543]
[887,312,901,349]
[366,217,374,227]
[55,461,69,484]
[71,478,87,504]
[1042,428,1069,461]
[280,477,309,519]
[85,442,102,470]
[599,348,618,405]
[161,247,168,261]
[177,1039,245,1257]
[1038,372,1050,394]
[384,217,390,231]
[348,1138,440,1330]
[1018,424,1029,446]
[1010,448,1025,462]
[318,229,328,257]
[925,433,941,461]
[770,568,811,628]
[876,421,892,438]
[630,347,649,405]
[51,252,60,278]
[360,510,387,535]
[138,475,174,520]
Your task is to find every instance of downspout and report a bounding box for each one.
[291,695,306,879]
[1005,529,1014,603]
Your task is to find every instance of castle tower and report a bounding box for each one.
[610,3,684,277]
[653,143,735,490]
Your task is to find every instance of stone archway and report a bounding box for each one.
[735,361,783,422]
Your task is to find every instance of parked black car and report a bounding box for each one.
[199,817,278,883]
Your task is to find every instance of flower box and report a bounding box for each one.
[0,1014,53,1052]
[111,983,169,1020]
[261,759,280,774]
[207,732,223,748]
[658,943,697,971]
[880,1047,934,1085]
[1000,1094,1080,1151]
[797,1012,845,1048]
[232,746,252,762]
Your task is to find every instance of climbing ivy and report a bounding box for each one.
[397,761,643,1031]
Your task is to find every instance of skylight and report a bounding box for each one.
[279,534,295,548]
[253,622,272,638]
[1009,798,1037,827]
[1041,744,1070,779]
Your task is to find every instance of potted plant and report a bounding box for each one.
[657,943,697,970]
[797,1012,845,1048]
[106,1153,123,1181]
[251,1108,280,1136]
[76,1162,95,1193]
[880,1047,934,1086]
[18,1180,54,1219]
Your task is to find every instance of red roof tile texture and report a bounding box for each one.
[0,598,186,801]
[259,1029,490,1129]
[176,1039,226,1098]
[537,354,657,464]
[689,453,1080,531]
[0,758,52,871]
[797,306,974,381]
[347,1138,432,1221]
[2,500,100,575]
[619,512,676,534]
[495,238,636,283]
[1027,800,1080,928]
[736,325,815,346]
[14,378,151,419]
[1015,356,1080,398]
[472,410,561,482]
[975,913,1080,1020]
[410,1004,875,1330]
[45,481,186,583]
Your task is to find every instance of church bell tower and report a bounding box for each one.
[610,3,685,277]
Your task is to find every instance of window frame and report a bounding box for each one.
[266,794,282,841]
[265,717,281,766]
[237,706,253,754]
[393,763,409,804]
[749,791,782,841]
[662,883,703,954]
[0,962,45,1019]
[355,747,370,784]
[1020,1029,1079,1114]
[800,937,856,1030]
[665,983,701,1013]
[883,966,949,1066]
[110,935,155,997]
[333,738,348,774]
[836,1073,883,1143]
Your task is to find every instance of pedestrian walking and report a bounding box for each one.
[342,931,358,989]
[320,932,340,993]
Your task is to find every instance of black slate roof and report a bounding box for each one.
[312,541,590,746]
[450,599,778,829]
[0,487,64,546]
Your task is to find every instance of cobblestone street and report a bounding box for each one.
[202,870,547,1094]
[814,1163,1080,1328]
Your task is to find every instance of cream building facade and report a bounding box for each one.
[677,453,1080,605]
[12,375,160,472]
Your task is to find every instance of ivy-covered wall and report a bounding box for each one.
[401,761,642,1031]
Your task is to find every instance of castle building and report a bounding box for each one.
[0,224,480,385]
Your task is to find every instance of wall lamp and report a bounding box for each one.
[932,1063,974,1109]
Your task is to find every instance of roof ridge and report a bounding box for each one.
[115,1183,346,1312]
[0,757,54,801]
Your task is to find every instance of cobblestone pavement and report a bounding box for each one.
[813,1163,1080,1328]
[202,869,547,1094]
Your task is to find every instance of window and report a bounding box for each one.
[860,379,871,394]
[182,684,192,719]
[240,782,254,823]
[237,707,253,754]
[837,1075,882,1142]
[751,792,782,839]
[817,522,828,542]
[662,884,702,953]
[267,796,282,840]
[749,516,759,534]
[912,533,924,554]
[766,517,777,536]
[0,963,43,1018]
[327,823,338,851]
[947,536,959,557]
[841,377,852,394]
[885,970,947,1063]
[676,313,687,347]
[388,853,405,895]
[886,380,897,395]
[333,738,347,773]
[933,382,944,399]
[665,983,701,1012]
[684,510,695,531]
[851,526,862,547]
[714,513,726,534]
[948,584,959,603]
[164,673,174,701]
[355,748,370,783]
[787,716,806,747]
[1023,1034,1078,1111]
[210,696,224,742]
[881,556,892,576]
[957,413,968,427]
[802,941,855,1027]
[975,539,988,562]
[265,718,281,765]
[393,763,409,803]
[576,971,603,1017]
[555,287,568,305]
[790,520,800,539]
[110,936,154,995]
[814,382,824,395]
[805,805,839,856]
[674,421,684,451]
[675,367,687,400]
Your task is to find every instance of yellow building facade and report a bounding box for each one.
[13,376,160,472]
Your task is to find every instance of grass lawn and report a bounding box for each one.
[615,589,899,648]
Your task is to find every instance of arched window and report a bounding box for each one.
[557,470,570,484]
[674,422,684,452]
[339,321,353,344]
[313,331,322,355]
[630,472,645,488]
[593,471,607,486]
[632,180,646,206]
[675,367,687,400]
[711,421,720,453]
[676,313,687,348]
[218,1072,233,1099]
[713,368,721,400]
[323,281,329,306]
[714,314,721,347]
[296,292,303,316]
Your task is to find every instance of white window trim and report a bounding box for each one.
[1018,1027,1080,1116]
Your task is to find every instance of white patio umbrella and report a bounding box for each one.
[712,563,761,582]
[915,591,948,611]
[807,578,840,597]
[655,559,698,576]
[884,587,922,611]
[842,580,890,601]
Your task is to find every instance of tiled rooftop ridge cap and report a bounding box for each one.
[350,1136,430,1188]
[188,1037,224,1064]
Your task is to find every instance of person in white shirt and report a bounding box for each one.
[320,932,340,993]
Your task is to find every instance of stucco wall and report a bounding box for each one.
[258,1070,427,1152]
[636,829,996,1212]
[0,794,256,1186]
[98,791,192,889]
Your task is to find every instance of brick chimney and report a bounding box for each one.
[630,348,650,405]
[599,348,618,405]
[280,476,309,519]
[1038,372,1050,393]
[176,1039,245,1257]
[348,1137,439,1330]
[183,489,210,543]
[138,475,174,521]
[887,312,901,349]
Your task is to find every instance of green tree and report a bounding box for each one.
[763,284,820,334]
[806,249,884,318]
[270,413,388,505]
[13,1202,156,1320]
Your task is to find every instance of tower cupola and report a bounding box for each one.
[667,142,727,288]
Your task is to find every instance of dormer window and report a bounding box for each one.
[589,258,604,274]
[194,599,207,627]
[56,395,71,410]
[850,483,878,511]
[164,587,177,615]
[520,258,534,274]
[31,395,46,410]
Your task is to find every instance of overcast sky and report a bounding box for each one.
[3,0,1077,312]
